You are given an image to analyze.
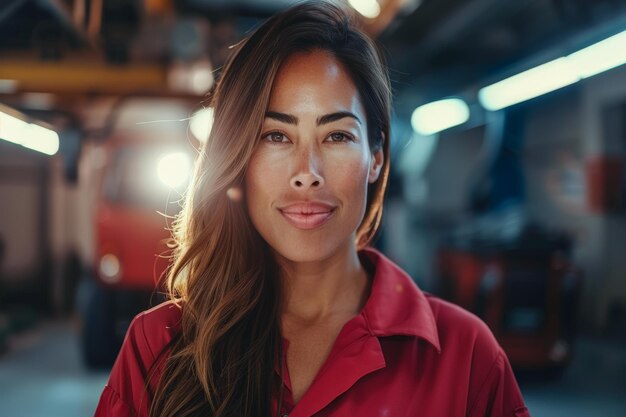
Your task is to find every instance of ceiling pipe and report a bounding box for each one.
[40,0,98,49]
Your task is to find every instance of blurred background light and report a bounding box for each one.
[348,0,381,19]
[190,68,213,95]
[98,254,121,284]
[0,79,18,93]
[157,152,191,188]
[411,98,470,135]
[479,29,626,111]
[0,110,60,155]
[190,107,214,143]
[478,58,579,112]
[568,29,626,79]
[189,60,214,95]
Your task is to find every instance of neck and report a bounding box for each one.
[276,241,371,326]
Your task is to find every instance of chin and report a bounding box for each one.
[268,235,343,265]
[272,244,334,264]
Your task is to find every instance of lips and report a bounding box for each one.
[278,201,336,230]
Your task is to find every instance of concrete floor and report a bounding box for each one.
[0,320,108,417]
[520,336,626,417]
[0,319,624,417]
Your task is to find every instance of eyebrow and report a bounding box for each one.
[265,110,362,126]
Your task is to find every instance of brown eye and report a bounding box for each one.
[328,132,353,143]
[262,131,288,143]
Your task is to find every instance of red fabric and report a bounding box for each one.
[95,247,530,417]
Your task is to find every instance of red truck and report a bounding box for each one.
[78,133,195,368]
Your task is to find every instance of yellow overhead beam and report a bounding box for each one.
[0,60,170,95]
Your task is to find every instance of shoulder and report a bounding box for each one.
[366,251,528,415]
[424,292,502,363]
[97,300,182,417]
[422,294,530,415]
[131,300,182,360]
[361,247,500,362]
[425,293,495,338]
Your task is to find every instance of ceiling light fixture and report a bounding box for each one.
[348,0,381,19]
[479,29,626,111]
[0,110,59,155]
[411,98,470,135]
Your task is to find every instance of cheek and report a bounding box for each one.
[244,154,266,209]
[333,155,371,199]
[244,151,284,213]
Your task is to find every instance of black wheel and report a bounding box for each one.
[0,313,8,355]
[77,277,121,369]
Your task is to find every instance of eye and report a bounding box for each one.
[261,131,289,144]
[326,132,354,143]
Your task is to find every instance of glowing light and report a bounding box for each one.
[190,107,214,143]
[478,58,579,111]
[479,29,626,111]
[99,254,121,283]
[0,79,18,93]
[190,63,214,95]
[411,98,470,135]
[568,30,626,79]
[348,0,381,19]
[0,111,59,155]
[157,152,191,188]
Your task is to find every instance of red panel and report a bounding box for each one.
[586,155,624,213]
[95,203,172,290]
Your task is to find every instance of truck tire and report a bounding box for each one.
[77,277,121,369]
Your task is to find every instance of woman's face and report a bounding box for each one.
[245,49,384,263]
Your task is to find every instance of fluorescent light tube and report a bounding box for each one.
[0,111,59,155]
[568,30,626,79]
[479,29,626,111]
[478,58,579,111]
[411,98,470,135]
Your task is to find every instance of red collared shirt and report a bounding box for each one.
[95,247,530,417]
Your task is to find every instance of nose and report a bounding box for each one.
[289,147,325,190]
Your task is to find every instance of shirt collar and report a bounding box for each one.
[358,247,441,353]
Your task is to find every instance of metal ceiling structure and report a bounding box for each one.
[380,0,626,112]
[0,0,625,134]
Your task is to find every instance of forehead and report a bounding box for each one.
[268,50,365,118]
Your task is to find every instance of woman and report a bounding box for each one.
[95,2,530,417]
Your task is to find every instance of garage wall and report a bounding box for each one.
[0,141,50,305]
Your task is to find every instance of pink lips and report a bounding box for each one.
[279,202,336,230]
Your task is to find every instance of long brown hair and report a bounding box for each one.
[150,2,392,416]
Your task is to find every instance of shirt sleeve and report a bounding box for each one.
[467,349,531,417]
[94,385,136,417]
[93,313,156,417]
